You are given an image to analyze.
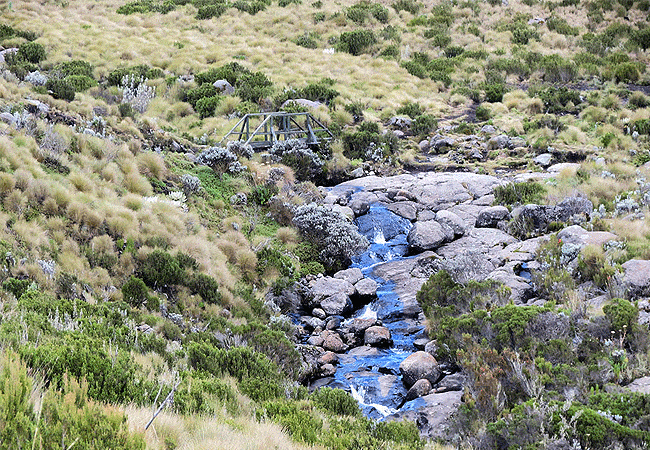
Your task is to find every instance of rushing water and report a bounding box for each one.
[315,205,426,419]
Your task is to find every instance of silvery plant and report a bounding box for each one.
[292,203,369,267]
[121,74,156,113]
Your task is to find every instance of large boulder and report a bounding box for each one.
[557,225,618,248]
[399,351,441,388]
[476,206,511,228]
[213,79,235,95]
[320,292,353,316]
[622,259,650,299]
[354,278,378,297]
[364,326,392,347]
[404,378,432,402]
[321,330,347,353]
[407,220,449,252]
[310,277,356,304]
[436,210,466,237]
[334,267,364,285]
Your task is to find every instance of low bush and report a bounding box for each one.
[137,249,184,288]
[45,78,75,101]
[493,181,546,206]
[338,30,377,55]
[121,276,149,307]
[311,387,361,417]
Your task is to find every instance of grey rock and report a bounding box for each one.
[430,134,456,152]
[436,210,466,237]
[0,112,16,125]
[349,198,371,216]
[434,373,466,392]
[320,363,337,376]
[417,209,437,221]
[364,325,393,347]
[622,259,650,299]
[385,390,462,441]
[318,351,339,365]
[480,124,496,134]
[326,316,342,330]
[548,162,580,173]
[386,201,418,221]
[534,153,553,167]
[487,134,511,150]
[419,139,430,152]
[487,268,533,304]
[407,220,449,252]
[320,292,352,316]
[557,225,618,249]
[310,277,356,303]
[296,344,325,382]
[355,278,378,297]
[413,337,430,350]
[334,267,363,285]
[399,351,441,388]
[312,308,327,319]
[350,167,365,178]
[476,206,511,228]
[405,378,432,401]
[302,316,326,331]
[307,335,324,346]
[213,79,235,95]
[554,197,593,223]
[625,376,650,395]
[282,98,323,109]
[321,330,347,352]
[388,115,412,130]
[349,318,377,336]
[510,137,527,148]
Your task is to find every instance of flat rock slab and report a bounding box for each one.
[557,225,618,248]
[386,390,463,441]
[497,237,544,265]
[310,277,355,303]
[625,376,650,394]
[330,173,502,210]
[437,228,517,264]
[372,252,436,317]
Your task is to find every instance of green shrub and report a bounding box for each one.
[55,60,93,78]
[107,64,161,86]
[185,83,218,108]
[174,376,237,414]
[475,104,491,121]
[311,388,361,417]
[338,30,377,55]
[121,276,149,307]
[137,249,184,288]
[530,85,581,113]
[187,342,282,382]
[603,298,638,338]
[64,74,97,92]
[631,27,650,50]
[493,181,546,206]
[195,61,251,85]
[295,33,318,48]
[392,0,421,13]
[396,102,423,119]
[239,377,284,402]
[611,62,641,83]
[546,16,579,35]
[484,82,506,103]
[263,401,323,444]
[412,114,437,136]
[195,3,228,19]
[17,42,46,64]
[45,78,75,101]
[186,273,222,304]
[235,71,273,103]
[2,278,31,300]
[195,95,221,118]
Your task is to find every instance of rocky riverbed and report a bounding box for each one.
[267,171,650,440]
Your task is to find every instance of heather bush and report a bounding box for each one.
[186,272,222,304]
[311,387,361,417]
[338,30,377,55]
[137,249,184,288]
[45,78,75,101]
[292,203,369,270]
[17,42,46,64]
[493,181,546,207]
[121,276,150,307]
[196,145,246,175]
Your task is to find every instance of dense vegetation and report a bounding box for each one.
[0,0,649,447]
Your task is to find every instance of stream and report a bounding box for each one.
[314,204,427,419]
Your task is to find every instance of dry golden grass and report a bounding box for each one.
[124,405,319,450]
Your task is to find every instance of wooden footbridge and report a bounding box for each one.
[221,112,334,150]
